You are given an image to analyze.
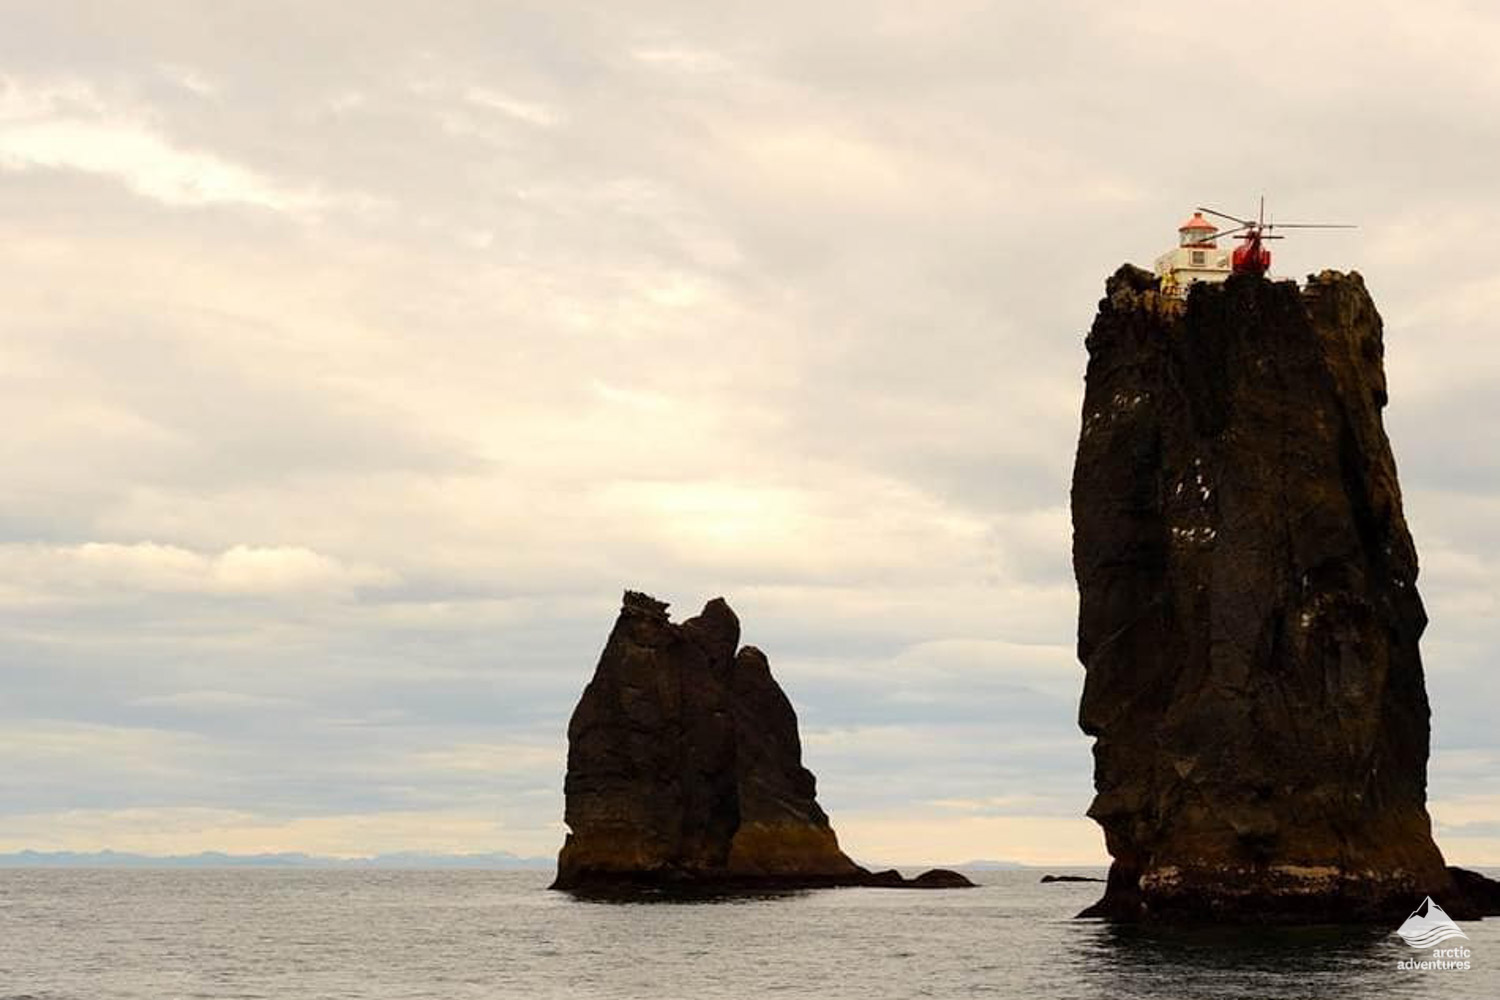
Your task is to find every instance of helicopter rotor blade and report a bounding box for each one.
[1196,206,1252,227]
[1263,222,1358,230]
[1202,225,1252,242]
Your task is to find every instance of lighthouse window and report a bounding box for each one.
[1190,250,1206,266]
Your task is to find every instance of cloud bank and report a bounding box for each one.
[2,1,1498,864]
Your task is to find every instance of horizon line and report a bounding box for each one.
[0,848,1115,870]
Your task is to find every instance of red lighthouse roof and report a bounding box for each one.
[1178,211,1217,232]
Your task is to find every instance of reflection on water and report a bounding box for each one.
[565,884,815,905]
[1076,920,1424,1000]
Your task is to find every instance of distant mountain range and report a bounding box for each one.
[0,850,554,869]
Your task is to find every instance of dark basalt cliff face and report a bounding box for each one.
[554,591,972,892]
[1072,266,1500,922]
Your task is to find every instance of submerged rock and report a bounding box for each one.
[553,590,974,892]
[1071,267,1500,922]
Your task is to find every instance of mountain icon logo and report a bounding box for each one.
[1396,897,1469,949]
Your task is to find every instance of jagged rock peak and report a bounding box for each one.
[1071,267,1500,923]
[551,590,974,892]
[620,589,669,615]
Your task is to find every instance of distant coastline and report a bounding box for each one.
[0,850,554,869]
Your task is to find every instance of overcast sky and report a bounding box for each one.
[2,1,1497,866]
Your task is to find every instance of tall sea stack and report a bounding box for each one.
[1071,266,1499,922]
[553,591,975,891]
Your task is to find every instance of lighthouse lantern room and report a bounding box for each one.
[1155,211,1232,296]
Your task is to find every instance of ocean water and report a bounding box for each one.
[3,868,1498,999]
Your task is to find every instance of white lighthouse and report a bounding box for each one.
[1155,211,1233,296]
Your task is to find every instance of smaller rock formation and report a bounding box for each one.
[874,868,974,889]
[553,591,974,892]
[1450,866,1500,914]
[1040,874,1107,884]
[911,868,976,888]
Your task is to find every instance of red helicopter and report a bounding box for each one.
[1197,198,1355,276]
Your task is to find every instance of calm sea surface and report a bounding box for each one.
[3,868,1498,999]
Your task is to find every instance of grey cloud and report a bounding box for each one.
[3,1,1497,860]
